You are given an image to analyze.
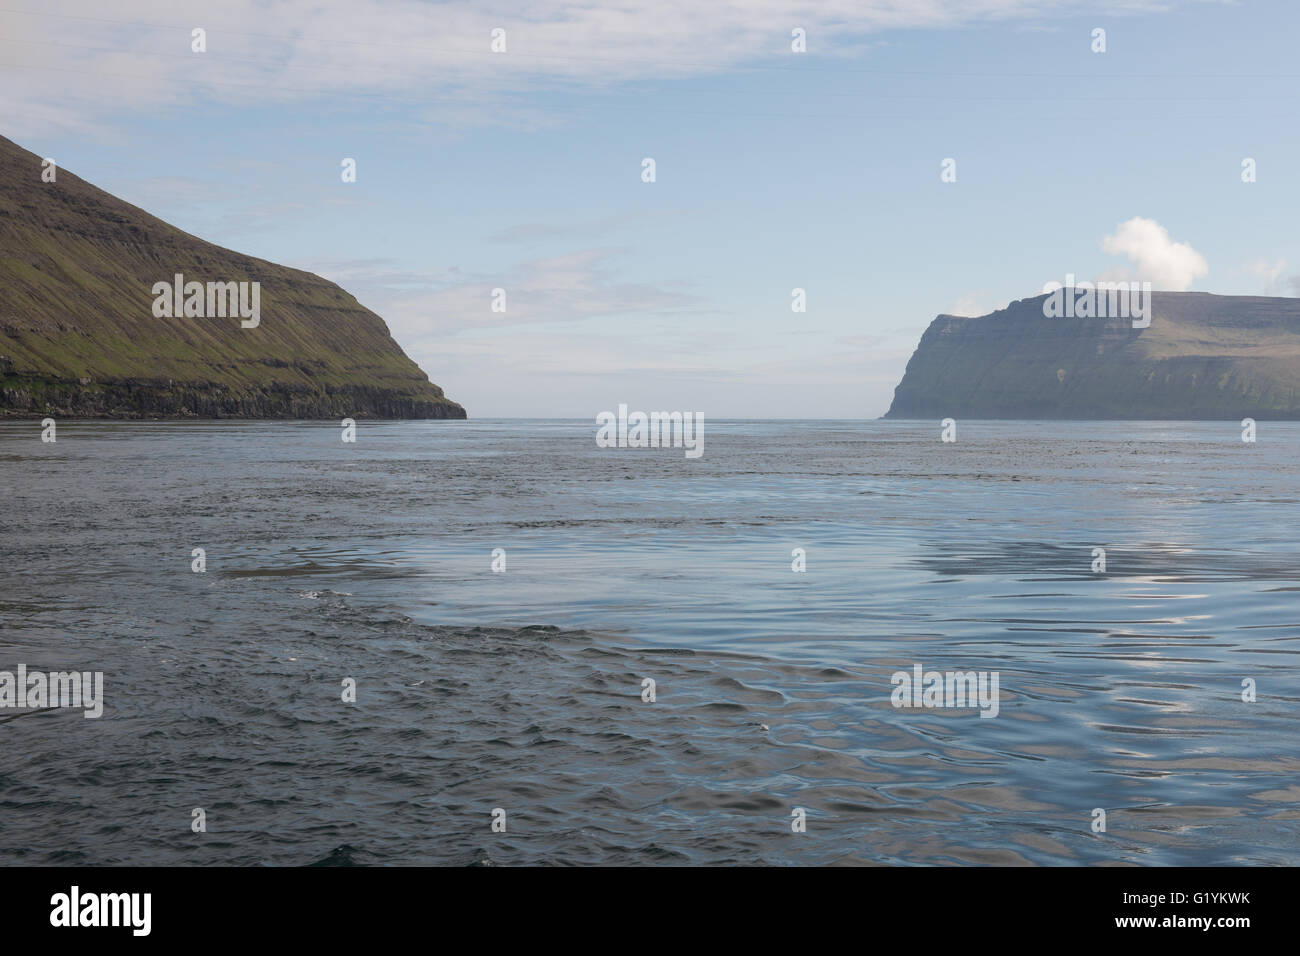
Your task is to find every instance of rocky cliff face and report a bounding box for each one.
[0,134,465,419]
[886,292,1300,420]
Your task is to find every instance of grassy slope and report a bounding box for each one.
[0,133,464,417]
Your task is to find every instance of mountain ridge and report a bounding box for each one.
[885,291,1300,420]
[0,133,465,419]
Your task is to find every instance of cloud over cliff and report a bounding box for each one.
[1099,217,1209,292]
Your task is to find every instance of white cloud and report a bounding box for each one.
[1,0,1202,137]
[294,246,706,338]
[948,290,1001,316]
[1240,257,1290,295]
[1244,257,1286,284]
[1098,217,1208,291]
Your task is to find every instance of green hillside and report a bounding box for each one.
[0,133,464,419]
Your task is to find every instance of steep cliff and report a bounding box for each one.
[886,292,1300,419]
[0,134,465,419]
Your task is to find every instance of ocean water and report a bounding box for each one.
[1,418,1297,866]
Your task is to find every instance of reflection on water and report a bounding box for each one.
[0,419,1297,864]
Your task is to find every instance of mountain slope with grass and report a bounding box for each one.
[0,133,464,419]
[886,291,1300,420]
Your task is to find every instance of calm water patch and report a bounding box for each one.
[1,419,1296,864]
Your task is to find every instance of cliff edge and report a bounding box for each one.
[885,292,1300,420]
[0,134,465,419]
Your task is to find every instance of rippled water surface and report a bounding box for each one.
[1,419,1298,865]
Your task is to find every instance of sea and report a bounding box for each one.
[1,419,1297,865]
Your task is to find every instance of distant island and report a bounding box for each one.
[0,134,465,419]
[886,292,1300,420]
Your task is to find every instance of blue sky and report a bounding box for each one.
[4,0,1299,417]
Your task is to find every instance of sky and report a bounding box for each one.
[3,0,1299,418]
